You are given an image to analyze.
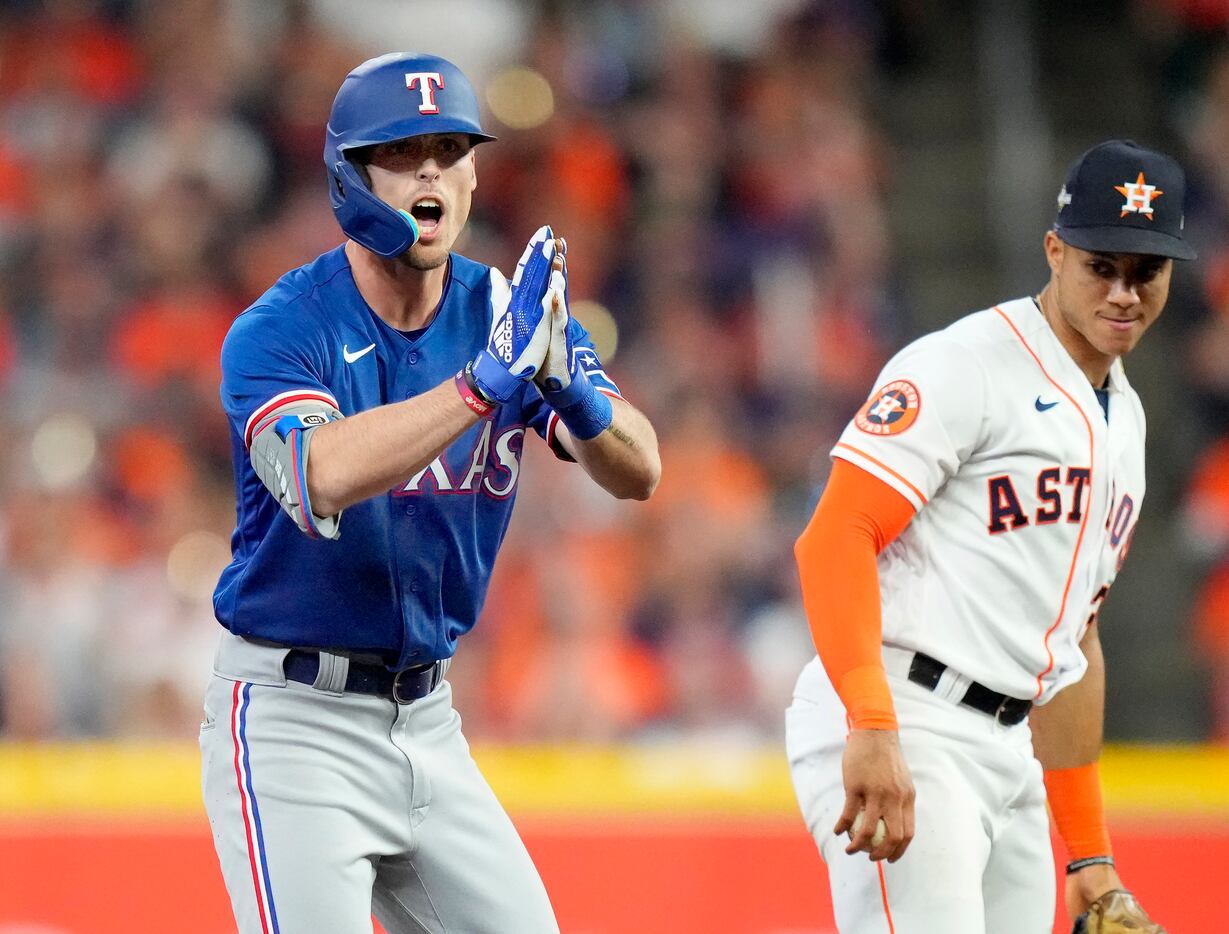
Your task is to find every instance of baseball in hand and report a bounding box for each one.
[852,811,888,847]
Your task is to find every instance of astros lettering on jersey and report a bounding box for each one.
[836,296,1141,703]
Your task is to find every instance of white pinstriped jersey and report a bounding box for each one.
[831,297,1144,703]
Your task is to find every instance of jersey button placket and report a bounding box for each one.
[408,351,419,364]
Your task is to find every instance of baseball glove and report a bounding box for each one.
[1072,889,1166,933]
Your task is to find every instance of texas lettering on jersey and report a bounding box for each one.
[396,420,524,498]
[215,247,623,666]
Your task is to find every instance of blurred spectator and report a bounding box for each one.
[2,0,1216,746]
[1166,5,1229,741]
[1183,437,1229,742]
[0,0,871,742]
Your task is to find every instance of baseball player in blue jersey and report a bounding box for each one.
[199,53,660,934]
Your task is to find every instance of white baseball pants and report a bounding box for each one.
[786,655,1055,934]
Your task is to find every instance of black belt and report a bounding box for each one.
[907,652,1032,726]
[284,649,446,704]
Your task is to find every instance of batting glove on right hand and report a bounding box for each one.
[469,225,560,405]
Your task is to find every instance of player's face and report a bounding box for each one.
[1042,231,1172,374]
[365,133,477,270]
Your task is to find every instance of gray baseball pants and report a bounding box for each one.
[199,632,559,934]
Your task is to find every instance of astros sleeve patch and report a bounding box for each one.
[833,332,987,510]
[854,380,921,437]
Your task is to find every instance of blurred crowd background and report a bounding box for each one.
[2,0,1229,745]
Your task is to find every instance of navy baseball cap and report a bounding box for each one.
[1053,139,1196,261]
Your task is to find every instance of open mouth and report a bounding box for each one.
[410,198,444,237]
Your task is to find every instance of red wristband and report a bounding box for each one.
[455,367,495,416]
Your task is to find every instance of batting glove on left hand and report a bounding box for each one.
[469,225,560,405]
[532,251,613,441]
[533,258,575,395]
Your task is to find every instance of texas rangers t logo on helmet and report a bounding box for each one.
[1115,171,1163,219]
[405,71,445,114]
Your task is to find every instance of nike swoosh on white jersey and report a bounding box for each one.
[343,343,376,364]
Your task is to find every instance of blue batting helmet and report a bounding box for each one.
[324,53,496,258]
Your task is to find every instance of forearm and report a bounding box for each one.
[1031,621,1106,769]
[797,506,893,728]
[560,398,661,500]
[1038,629,1160,934]
[1035,619,1116,907]
[307,380,480,514]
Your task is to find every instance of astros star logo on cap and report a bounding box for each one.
[1114,171,1163,219]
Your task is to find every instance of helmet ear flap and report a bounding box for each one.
[329,159,420,258]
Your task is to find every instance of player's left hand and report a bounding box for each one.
[1066,861,1123,920]
[529,238,615,441]
[1069,886,1166,933]
[533,247,576,395]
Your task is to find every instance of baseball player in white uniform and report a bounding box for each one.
[787,140,1190,933]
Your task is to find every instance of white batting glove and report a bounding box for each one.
[533,266,572,394]
[531,246,614,441]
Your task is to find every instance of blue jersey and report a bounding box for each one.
[214,246,621,668]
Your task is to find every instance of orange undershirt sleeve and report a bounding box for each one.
[1043,763,1113,861]
[794,458,917,730]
